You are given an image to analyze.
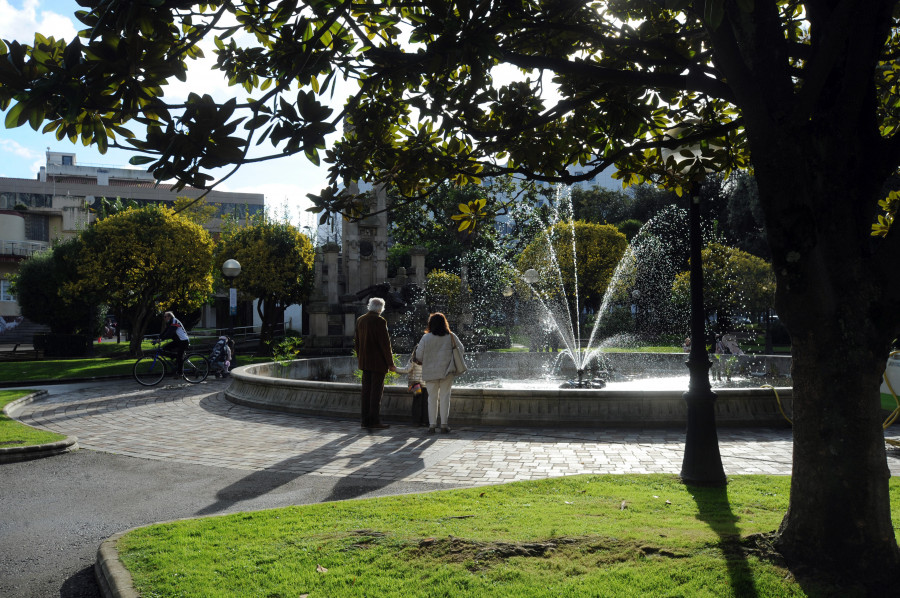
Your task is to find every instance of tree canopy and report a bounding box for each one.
[424,269,462,317]
[11,239,101,336]
[388,182,500,274]
[672,242,776,332]
[67,204,214,355]
[518,220,628,314]
[4,0,900,587]
[214,213,315,354]
[173,196,219,227]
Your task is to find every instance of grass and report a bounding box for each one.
[0,341,273,384]
[0,357,137,383]
[0,389,67,447]
[117,474,900,598]
[602,346,684,353]
[743,344,792,355]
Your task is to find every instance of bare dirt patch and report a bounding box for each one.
[411,535,689,570]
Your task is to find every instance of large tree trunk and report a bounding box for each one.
[711,2,900,579]
[777,314,899,586]
[751,128,900,587]
[126,304,152,358]
[256,297,284,356]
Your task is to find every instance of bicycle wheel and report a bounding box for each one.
[134,356,166,386]
[182,354,210,383]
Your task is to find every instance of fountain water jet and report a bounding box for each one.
[515,186,668,388]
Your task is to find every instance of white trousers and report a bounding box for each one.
[423,376,454,427]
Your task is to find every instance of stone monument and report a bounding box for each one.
[304,183,427,354]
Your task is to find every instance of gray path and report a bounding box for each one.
[3,379,899,598]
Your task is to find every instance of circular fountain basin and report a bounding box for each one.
[225,352,793,428]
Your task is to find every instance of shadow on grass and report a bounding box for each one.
[687,484,759,598]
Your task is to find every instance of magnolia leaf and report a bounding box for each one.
[4,101,24,128]
[703,0,726,29]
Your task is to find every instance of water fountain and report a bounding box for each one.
[225,187,793,427]
[510,187,687,390]
[225,352,792,427]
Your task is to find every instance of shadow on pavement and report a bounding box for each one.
[195,432,439,516]
[60,564,100,598]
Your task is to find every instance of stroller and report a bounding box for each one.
[209,336,233,378]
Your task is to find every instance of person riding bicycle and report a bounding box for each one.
[159,311,190,377]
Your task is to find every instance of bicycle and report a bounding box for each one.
[133,340,210,386]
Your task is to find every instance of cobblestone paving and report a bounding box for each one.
[14,380,900,484]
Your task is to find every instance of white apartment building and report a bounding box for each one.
[0,151,264,322]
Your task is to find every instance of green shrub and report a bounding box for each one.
[268,332,304,363]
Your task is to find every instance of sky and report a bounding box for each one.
[0,0,326,229]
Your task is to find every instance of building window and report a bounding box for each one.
[0,192,53,209]
[0,280,14,302]
[61,155,73,165]
[24,213,50,242]
[18,193,53,208]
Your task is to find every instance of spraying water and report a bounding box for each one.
[516,186,689,387]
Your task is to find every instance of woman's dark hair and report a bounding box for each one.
[426,312,451,336]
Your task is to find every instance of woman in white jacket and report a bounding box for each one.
[415,312,465,434]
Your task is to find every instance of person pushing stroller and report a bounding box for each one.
[209,335,233,378]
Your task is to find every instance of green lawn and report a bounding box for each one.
[0,389,67,447]
[0,348,274,383]
[0,357,137,383]
[118,474,900,597]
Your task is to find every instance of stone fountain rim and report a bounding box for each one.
[224,354,794,428]
[230,361,790,397]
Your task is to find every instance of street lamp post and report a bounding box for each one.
[681,187,726,486]
[523,269,540,352]
[663,127,727,487]
[502,284,514,348]
[222,259,242,339]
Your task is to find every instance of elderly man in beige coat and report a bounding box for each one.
[354,297,397,429]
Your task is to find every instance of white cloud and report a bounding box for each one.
[0,138,40,160]
[0,0,78,41]
[0,138,43,174]
[165,12,256,102]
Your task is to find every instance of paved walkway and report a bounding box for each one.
[16,378,899,482]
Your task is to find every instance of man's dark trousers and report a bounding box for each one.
[361,370,386,427]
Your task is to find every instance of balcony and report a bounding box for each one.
[0,239,49,258]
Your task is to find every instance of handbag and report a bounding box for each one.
[446,334,468,376]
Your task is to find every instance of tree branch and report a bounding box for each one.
[497,50,734,102]
[794,1,896,121]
